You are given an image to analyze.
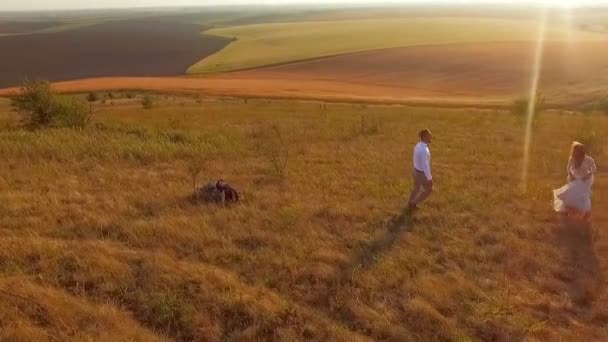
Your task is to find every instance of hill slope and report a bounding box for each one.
[0,97,606,340]
[188,17,606,73]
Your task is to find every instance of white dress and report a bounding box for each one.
[553,156,597,213]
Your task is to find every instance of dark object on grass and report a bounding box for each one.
[196,180,240,204]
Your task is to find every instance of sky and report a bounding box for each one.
[1,0,606,11]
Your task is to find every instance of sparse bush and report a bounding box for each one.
[53,96,95,128]
[597,97,608,114]
[106,92,114,99]
[583,96,608,114]
[141,95,154,110]
[511,92,545,116]
[259,125,289,178]
[10,79,94,128]
[86,92,99,102]
[125,93,135,99]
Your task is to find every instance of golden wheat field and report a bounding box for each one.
[0,94,606,341]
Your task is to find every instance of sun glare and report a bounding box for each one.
[521,1,582,191]
[521,6,548,192]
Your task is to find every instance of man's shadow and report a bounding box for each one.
[339,208,415,284]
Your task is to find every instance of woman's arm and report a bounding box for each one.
[567,158,574,181]
[589,157,597,175]
[582,157,597,181]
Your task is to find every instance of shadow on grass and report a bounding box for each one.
[553,215,602,307]
[339,207,415,284]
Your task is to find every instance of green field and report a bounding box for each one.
[188,17,605,74]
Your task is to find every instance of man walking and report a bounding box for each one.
[408,129,433,209]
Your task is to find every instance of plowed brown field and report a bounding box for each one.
[0,19,230,88]
[219,40,608,105]
[2,40,607,106]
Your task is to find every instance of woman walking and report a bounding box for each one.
[553,142,597,222]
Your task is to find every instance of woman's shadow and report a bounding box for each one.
[553,215,602,307]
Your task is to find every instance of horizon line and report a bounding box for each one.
[2,1,608,14]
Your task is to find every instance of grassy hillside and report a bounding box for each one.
[188,17,605,74]
[0,95,606,340]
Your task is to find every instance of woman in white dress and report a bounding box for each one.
[553,142,597,221]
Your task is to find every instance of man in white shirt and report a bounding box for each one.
[408,129,433,209]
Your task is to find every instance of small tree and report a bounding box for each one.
[11,79,55,127]
[86,92,99,102]
[141,95,154,110]
[10,79,95,129]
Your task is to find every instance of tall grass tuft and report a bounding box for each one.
[258,125,289,178]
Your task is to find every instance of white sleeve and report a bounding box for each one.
[589,158,597,175]
[423,150,432,181]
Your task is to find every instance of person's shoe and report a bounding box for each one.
[407,203,417,211]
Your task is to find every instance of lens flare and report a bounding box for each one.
[521,7,548,192]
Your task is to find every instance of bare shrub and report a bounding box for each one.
[259,125,289,178]
[360,114,380,135]
[187,155,207,197]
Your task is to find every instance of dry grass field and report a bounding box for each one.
[0,95,606,340]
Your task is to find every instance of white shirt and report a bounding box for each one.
[568,156,597,180]
[413,141,432,180]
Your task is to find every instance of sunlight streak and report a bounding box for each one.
[521,7,548,192]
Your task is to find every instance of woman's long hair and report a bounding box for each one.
[570,141,586,169]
